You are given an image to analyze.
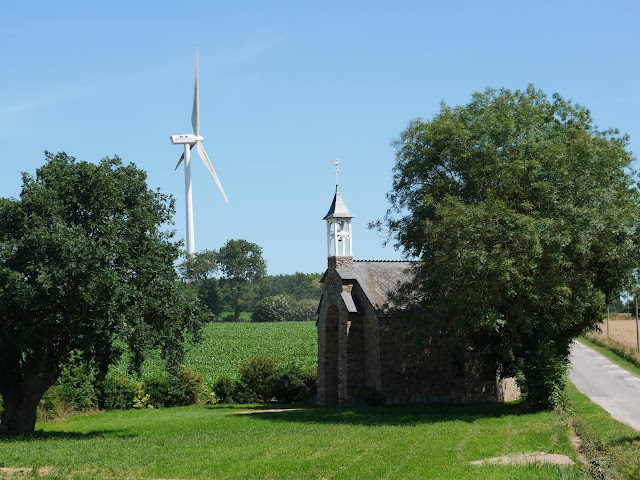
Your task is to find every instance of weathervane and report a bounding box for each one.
[333,158,340,187]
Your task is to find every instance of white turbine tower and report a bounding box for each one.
[171,46,228,256]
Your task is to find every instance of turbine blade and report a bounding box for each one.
[196,141,229,203]
[191,46,199,137]
[174,144,195,170]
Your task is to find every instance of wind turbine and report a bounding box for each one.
[171,46,228,256]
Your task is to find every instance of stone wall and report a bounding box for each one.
[497,376,521,403]
[376,316,501,404]
[317,266,342,405]
[327,255,353,269]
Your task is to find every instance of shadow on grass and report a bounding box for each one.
[605,434,640,447]
[0,429,136,442]
[229,401,530,427]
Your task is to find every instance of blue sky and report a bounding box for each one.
[1,0,639,274]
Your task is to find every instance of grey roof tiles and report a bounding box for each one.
[323,188,354,220]
[336,260,416,313]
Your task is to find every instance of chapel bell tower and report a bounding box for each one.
[323,160,354,266]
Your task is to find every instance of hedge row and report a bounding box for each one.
[1,354,318,422]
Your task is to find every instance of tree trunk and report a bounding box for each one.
[0,372,55,437]
[234,288,240,322]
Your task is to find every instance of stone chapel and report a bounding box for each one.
[316,185,520,406]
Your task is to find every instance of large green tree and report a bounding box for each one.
[381,86,639,408]
[0,152,204,436]
[216,239,266,321]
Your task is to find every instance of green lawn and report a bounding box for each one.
[109,321,317,385]
[0,402,585,479]
[11,329,640,478]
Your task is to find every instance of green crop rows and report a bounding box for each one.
[110,321,317,386]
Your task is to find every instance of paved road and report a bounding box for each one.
[568,341,640,431]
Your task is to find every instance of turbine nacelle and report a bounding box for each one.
[170,134,203,145]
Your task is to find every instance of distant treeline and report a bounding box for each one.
[609,296,637,314]
[187,272,323,320]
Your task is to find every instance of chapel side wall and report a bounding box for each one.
[377,316,500,404]
[337,306,348,405]
[345,312,365,402]
[351,283,381,392]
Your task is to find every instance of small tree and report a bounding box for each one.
[380,86,640,408]
[178,249,218,282]
[178,250,222,317]
[216,239,266,321]
[0,152,204,436]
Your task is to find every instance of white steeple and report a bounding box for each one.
[323,160,354,258]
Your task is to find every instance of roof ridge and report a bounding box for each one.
[353,259,418,263]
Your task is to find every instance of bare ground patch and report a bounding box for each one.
[233,408,303,415]
[470,452,574,466]
[0,466,53,477]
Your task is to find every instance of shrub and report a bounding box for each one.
[205,391,220,405]
[143,375,172,407]
[299,366,317,396]
[238,354,279,402]
[517,343,569,410]
[291,299,318,322]
[271,364,316,403]
[133,391,153,409]
[143,367,206,407]
[38,385,62,420]
[98,376,141,410]
[174,366,206,406]
[58,359,97,411]
[232,380,255,404]
[252,295,293,322]
[252,295,317,322]
[212,374,237,403]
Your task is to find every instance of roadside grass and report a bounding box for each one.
[0,402,586,480]
[109,321,317,385]
[564,382,640,479]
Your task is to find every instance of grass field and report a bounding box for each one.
[0,402,586,479]
[109,321,317,386]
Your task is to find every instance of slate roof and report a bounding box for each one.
[336,260,416,313]
[323,187,355,220]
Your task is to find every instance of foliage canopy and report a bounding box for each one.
[216,238,266,321]
[381,86,640,407]
[0,152,204,435]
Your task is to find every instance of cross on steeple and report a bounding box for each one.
[333,159,340,187]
